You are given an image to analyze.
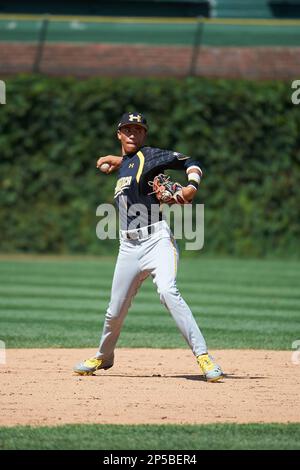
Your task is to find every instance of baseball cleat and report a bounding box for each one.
[73,357,113,376]
[197,353,223,382]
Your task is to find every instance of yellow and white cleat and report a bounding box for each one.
[197,353,223,382]
[73,357,113,376]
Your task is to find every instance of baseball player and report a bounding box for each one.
[74,112,223,382]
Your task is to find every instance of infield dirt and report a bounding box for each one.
[0,348,299,427]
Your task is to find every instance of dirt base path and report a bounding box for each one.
[1,349,299,427]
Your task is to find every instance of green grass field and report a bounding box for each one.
[0,423,300,450]
[0,256,299,350]
[0,255,299,450]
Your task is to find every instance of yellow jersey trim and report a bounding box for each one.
[136,151,145,183]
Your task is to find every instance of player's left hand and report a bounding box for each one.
[149,174,196,205]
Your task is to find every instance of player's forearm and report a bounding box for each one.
[181,185,197,202]
[183,166,202,201]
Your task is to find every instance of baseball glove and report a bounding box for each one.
[148,174,188,204]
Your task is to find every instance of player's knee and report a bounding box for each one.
[105,314,123,331]
[105,306,122,321]
[159,285,179,304]
[106,297,131,320]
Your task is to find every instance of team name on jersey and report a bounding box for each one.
[114,176,132,197]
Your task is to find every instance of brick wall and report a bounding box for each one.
[0,43,299,79]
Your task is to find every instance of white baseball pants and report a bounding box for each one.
[96,220,207,365]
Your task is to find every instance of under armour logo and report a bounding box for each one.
[129,113,142,123]
[129,163,135,168]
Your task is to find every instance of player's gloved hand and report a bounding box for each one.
[96,155,123,174]
[148,174,194,205]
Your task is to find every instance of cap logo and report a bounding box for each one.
[129,113,142,123]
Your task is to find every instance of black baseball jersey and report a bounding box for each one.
[114,146,201,230]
